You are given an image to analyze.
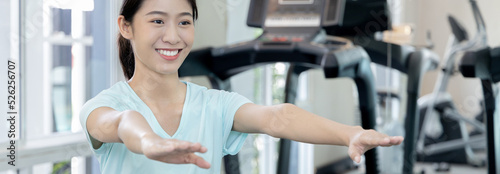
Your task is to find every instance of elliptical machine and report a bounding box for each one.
[416,0,488,169]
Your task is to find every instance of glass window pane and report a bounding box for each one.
[51,45,72,133]
[51,8,72,36]
[52,160,71,173]
[85,11,93,36]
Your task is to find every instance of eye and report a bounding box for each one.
[152,20,164,24]
[179,21,191,26]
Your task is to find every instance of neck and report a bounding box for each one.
[127,67,186,104]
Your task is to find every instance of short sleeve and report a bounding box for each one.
[220,91,253,156]
[79,94,124,153]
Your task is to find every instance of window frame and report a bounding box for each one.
[0,0,122,173]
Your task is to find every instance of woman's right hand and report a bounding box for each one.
[140,133,211,169]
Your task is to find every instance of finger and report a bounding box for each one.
[365,136,389,147]
[188,143,207,153]
[200,146,208,153]
[144,141,177,159]
[364,130,389,146]
[159,141,176,153]
[377,137,391,146]
[389,136,404,145]
[186,153,211,169]
[347,147,362,163]
[189,142,201,151]
[157,140,189,155]
[174,141,191,151]
[378,136,404,147]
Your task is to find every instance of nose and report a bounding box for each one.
[162,24,181,45]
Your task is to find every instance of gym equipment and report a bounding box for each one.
[352,31,439,174]
[457,1,500,171]
[179,0,381,173]
[252,1,440,173]
[417,0,488,169]
[323,1,439,173]
[460,46,500,174]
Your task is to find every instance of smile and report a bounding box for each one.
[156,49,182,60]
[156,49,181,56]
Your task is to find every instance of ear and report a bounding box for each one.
[118,15,133,40]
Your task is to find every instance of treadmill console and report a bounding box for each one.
[247,0,345,28]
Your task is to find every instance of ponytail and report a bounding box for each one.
[118,33,134,80]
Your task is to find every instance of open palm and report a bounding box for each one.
[347,129,404,163]
[141,136,211,169]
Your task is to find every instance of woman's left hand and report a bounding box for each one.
[347,129,404,163]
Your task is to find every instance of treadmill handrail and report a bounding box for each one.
[206,37,353,80]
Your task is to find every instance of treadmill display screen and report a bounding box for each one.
[248,0,344,28]
[265,0,322,27]
[279,0,314,4]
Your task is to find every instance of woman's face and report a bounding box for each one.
[123,0,195,76]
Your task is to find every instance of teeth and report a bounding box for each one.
[157,49,179,56]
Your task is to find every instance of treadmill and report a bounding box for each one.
[357,40,439,174]
[323,1,439,173]
[179,0,380,173]
[460,46,500,174]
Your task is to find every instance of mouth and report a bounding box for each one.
[155,48,183,60]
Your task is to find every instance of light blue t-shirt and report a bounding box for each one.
[79,81,252,174]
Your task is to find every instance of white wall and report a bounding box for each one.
[192,0,229,49]
[407,0,500,117]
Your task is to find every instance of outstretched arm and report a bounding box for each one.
[86,107,211,168]
[233,103,403,163]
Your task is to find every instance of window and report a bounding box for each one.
[21,0,95,140]
[0,0,122,173]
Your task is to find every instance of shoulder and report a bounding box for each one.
[99,81,131,98]
[79,81,134,136]
[81,81,133,111]
[185,81,238,98]
[185,81,252,105]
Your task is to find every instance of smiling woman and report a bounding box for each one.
[79,0,403,174]
[81,0,226,173]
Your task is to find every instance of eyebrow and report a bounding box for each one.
[145,11,193,18]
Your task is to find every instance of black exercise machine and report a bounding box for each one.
[179,0,381,173]
[460,46,500,174]
[323,1,439,173]
[358,40,439,174]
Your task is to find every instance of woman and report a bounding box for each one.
[80,0,404,173]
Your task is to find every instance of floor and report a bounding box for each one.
[344,162,488,174]
[339,148,490,174]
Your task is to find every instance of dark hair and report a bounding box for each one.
[118,0,198,80]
